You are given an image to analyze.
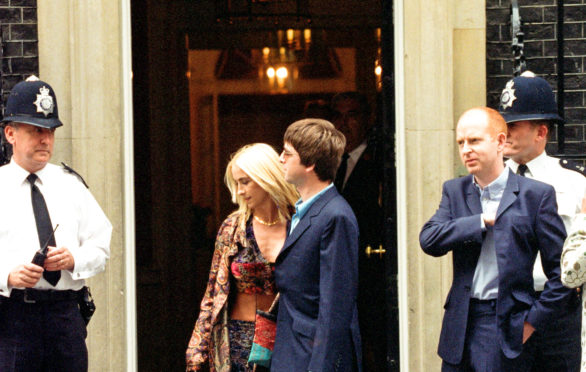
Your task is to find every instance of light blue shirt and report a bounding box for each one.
[290,183,334,233]
[471,168,509,300]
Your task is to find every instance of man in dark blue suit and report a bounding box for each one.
[419,107,572,371]
[272,118,362,372]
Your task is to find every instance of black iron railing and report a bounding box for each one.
[510,0,526,77]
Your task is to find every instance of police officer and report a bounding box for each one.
[499,70,585,372]
[0,76,112,371]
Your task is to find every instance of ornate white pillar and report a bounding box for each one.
[37,1,134,371]
[395,0,486,370]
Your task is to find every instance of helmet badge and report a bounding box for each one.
[500,80,517,109]
[33,86,54,117]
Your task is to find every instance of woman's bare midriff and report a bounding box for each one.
[230,292,277,321]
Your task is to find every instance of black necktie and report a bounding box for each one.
[517,164,528,177]
[334,153,349,191]
[27,174,60,286]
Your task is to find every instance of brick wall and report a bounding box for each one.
[0,0,38,101]
[487,0,586,159]
[0,0,38,162]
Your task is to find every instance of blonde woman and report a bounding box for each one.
[186,143,299,372]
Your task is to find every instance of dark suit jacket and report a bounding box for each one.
[339,143,383,251]
[419,171,571,364]
[271,187,362,372]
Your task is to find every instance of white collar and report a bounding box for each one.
[506,151,549,178]
[348,141,368,163]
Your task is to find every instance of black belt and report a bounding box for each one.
[8,289,80,304]
[470,298,497,306]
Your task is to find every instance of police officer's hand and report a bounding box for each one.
[8,263,44,288]
[581,195,586,213]
[44,246,75,271]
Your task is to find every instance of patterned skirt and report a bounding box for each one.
[228,319,255,372]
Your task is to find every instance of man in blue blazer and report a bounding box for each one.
[272,118,362,372]
[420,107,572,371]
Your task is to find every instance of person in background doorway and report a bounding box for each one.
[186,143,299,372]
[331,92,386,371]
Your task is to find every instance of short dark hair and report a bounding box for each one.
[284,119,346,182]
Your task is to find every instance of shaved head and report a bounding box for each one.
[456,107,507,187]
[458,107,507,139]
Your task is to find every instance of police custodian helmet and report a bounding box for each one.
[498,71,563,124]
[1,75,63,129]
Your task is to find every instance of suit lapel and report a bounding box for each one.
[277,187,337,259]
[465,175,483,215]
[496,170,519,220]
[343,154,364,192]
[342,145,373,193]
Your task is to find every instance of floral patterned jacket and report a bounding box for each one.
[561,213,586,372]
[186,212,247,372]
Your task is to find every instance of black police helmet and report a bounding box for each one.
[1,75,63,129]
[498,71,563,124]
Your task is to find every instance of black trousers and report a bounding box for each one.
[0,293,87,372]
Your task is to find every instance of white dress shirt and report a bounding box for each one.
[0,160,112,296]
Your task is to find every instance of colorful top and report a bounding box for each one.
[186,212,277,372]
[231,222,276,295]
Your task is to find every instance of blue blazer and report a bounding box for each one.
[419,171,571,364]
[271,187,362,372]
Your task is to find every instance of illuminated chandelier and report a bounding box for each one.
[214,28,342,92]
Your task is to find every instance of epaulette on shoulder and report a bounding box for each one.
[559,159,586,177]
[61,162,89,188]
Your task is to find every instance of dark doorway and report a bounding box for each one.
[131,1,396,370]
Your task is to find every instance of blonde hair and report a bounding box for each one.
[224,143,299,229]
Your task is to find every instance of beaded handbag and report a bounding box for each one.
[248,294,280,368]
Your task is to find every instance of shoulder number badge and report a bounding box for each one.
[33,86,54,117]
[500,80,517,109]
